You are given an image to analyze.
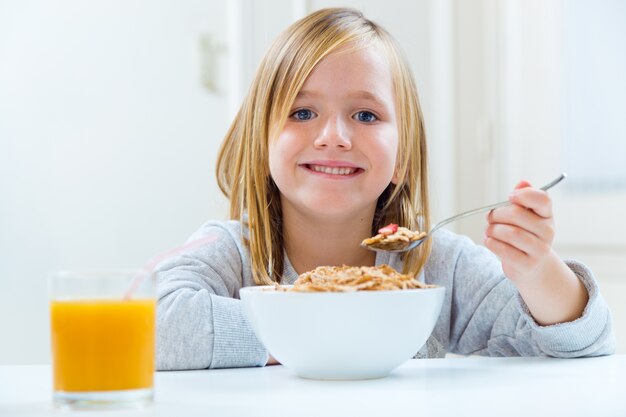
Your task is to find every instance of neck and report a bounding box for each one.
[282,203,377,275]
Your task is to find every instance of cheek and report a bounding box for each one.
[371,135,398,184]
[268,134,293,184]
[268,142,282,180]
[379,134,399,178]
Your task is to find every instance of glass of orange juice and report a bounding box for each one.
[49,270,155,409]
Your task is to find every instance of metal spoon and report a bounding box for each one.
[362,173,567,253]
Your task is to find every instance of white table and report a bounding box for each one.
[1,355,625,417]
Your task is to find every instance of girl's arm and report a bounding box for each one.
[484,181,587,325]
[432,228,614,358]
[155,222,269,370]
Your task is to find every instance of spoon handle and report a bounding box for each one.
[429,173,567,235]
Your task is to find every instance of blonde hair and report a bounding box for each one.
[216,8,431,285]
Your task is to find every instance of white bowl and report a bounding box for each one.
[239,285,445,380]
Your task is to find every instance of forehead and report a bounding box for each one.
[297,45,394,101]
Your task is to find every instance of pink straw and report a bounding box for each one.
[123,235,218,300]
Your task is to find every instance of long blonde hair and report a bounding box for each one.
[216,7,431,285]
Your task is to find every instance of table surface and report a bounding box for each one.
[1,355,625,417]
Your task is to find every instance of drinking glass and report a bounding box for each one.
[49,270,155,409]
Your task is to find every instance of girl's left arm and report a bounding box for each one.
[484,180,588,326]
[438,228,614,358]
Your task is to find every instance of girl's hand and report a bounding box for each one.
[484,180,555,283]
[484,180,588,325]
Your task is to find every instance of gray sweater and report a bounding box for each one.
[155,220,615,370]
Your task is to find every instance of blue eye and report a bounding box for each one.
[291,109,315,121]
[355,111,377,123]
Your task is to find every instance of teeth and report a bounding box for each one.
[310,165,357,175]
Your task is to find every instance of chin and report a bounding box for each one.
[301,195,372,219]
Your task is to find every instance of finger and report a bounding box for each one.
[508,187,553,218]
[483,235,529,274]
[487,204,555,243]
[485,223,551,258]
[514,180,532,190]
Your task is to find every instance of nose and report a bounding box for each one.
[313,114,352,150]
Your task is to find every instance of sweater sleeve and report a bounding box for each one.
[513,260,615,357]
[443,232,615,358]
[155,222,268,370]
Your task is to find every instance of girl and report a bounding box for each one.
[155,8,614,370]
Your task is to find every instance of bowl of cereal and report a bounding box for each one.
[239,264,445,380]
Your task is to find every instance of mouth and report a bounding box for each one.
[302,164,364,177]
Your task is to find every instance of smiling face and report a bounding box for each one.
[268,45,399,221]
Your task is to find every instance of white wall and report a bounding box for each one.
[0,0,231,364]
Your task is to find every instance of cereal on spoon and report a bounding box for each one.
[361,223,427,251]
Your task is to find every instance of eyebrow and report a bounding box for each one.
[296,90,389,106]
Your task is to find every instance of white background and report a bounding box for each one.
[1,0,623,364]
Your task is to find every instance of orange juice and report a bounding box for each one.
[50,299,155,392]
